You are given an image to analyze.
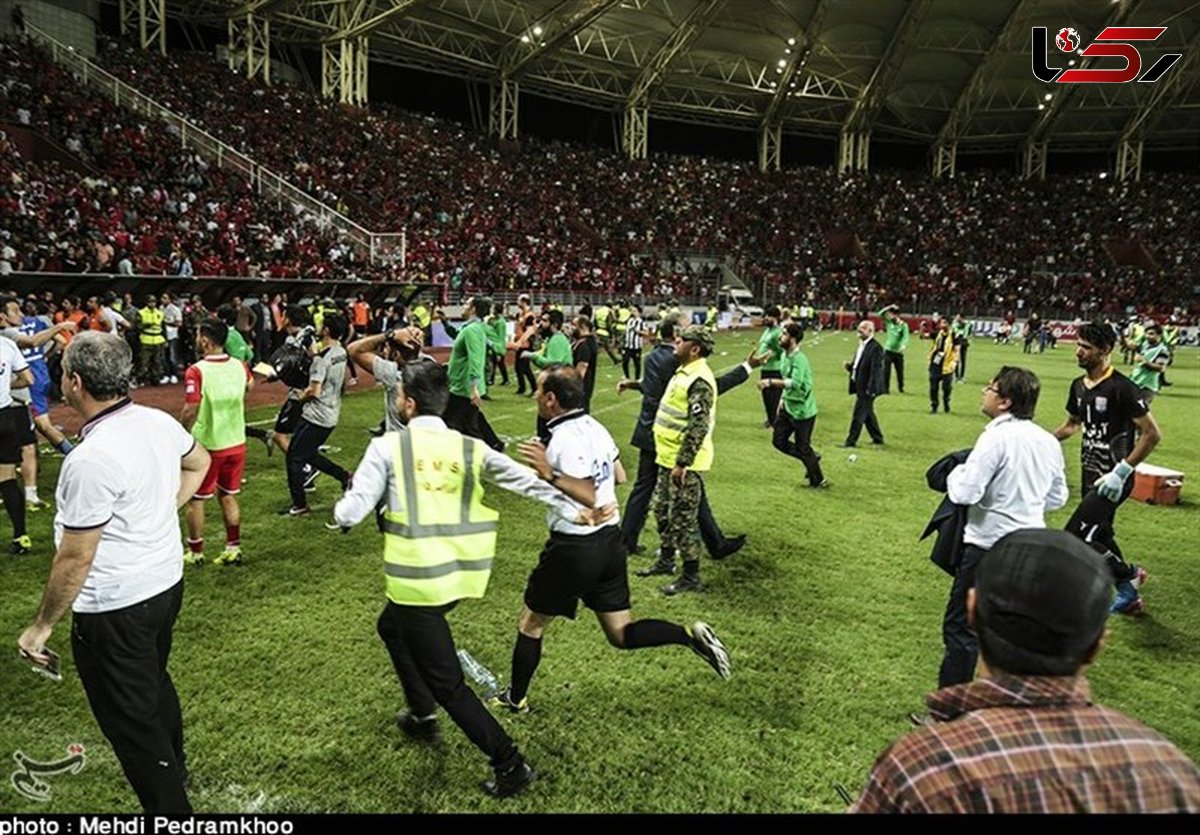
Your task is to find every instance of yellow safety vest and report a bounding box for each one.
[381,426,499,607]
[138,307,165,344]
[653,359,716,471]
[594,306,611,336]
[615,307,631,333]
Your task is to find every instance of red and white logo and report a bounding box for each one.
[1055,27,1080,52]
[1033,26,1182,84]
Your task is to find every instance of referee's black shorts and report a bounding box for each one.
[524,525,630,619]
[0,405,30,464]
[274,398,303,434]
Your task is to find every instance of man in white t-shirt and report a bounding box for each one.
[0,334,33,552]
[17,332,210,813]
[489,365,731,714]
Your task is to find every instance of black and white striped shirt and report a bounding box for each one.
[623,317,645,351]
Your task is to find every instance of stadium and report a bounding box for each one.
[1,0,1198,815]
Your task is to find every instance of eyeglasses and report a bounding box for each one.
[984,384,1001,394]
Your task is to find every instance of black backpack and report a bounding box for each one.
[269,342,313,389]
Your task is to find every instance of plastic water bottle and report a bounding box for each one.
[457,649,501,697]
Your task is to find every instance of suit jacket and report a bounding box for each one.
[849,337,886,397]
[920,448,972,576]
[630,348,751,452]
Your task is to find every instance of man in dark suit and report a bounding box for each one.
[842,320,886,447]
[617,314,763,561]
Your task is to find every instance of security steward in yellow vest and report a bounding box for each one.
[137,294,166,384]
[332,361,605,799]
[646,325,718,596]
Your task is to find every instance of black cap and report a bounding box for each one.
[975,530,1111,666]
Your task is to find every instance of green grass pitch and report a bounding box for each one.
[2,331,1197,812]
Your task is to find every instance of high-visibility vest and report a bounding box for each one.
[1163,325,1179,346]
[353,301,371,327]
[191,357,247,452]
[138,307,165,345]
[381,426,500,607]
[615,307,631,333]
[653,359,716,471]
[705,306,717,327]
[594,306,611,336]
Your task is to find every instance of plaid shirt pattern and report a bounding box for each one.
[852,674,1200,813]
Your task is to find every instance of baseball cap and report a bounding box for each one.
[679,325,714,354]
[975,530,1111,668]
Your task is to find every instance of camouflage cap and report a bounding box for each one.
[679,324,714,353]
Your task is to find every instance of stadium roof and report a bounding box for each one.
[159,0,1200,153]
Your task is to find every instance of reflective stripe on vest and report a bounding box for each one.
[139,308,165,344]
[652,359,716,471]
[382,426,499,606]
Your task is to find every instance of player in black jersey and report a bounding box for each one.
[1053,323,1162,615]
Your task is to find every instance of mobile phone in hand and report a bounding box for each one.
[21,647,62,682]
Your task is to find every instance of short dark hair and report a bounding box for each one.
[547,309,564,329]
[991,366,1040,420]
[322,312,348,341]
[285,304,311,327]
[573,316,592,332]
[473,296,493,319]
[765,305,781,319]
[1078,321,1115,351]
[782,322,804,343]
[659,315,680,341]
[1143,323,1161,335]
[401,360,449,416]
[539,365,584,410]
[216,304,237,327]
[197,318,229,348]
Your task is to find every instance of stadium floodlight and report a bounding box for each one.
[1044,93,1052,101]
[533,25,544,37]
[787,37,796,46]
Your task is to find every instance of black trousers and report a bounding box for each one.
[514,355,536,395]
[443,393,505,451]
[72,581,191,813]
[929,370,952,412]
[619,446,727,555]
[487,349,509,386]
[938,544,987,688]
[621,347,642,380]
[287,418,350,507]
[955,344,968,380]
[884,350,905,393]
[845,394,883,445]
[772,412,824,486]
[760,369,783,425]
[377,601,517,768]
[1066,470,1138,582]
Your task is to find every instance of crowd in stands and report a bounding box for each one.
[0,38,378,283]
[3,33,1197,318]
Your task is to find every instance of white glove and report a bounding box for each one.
[1094,460,1134,502]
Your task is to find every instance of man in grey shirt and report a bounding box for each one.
[347,325,436,434]
[281,313,351,516]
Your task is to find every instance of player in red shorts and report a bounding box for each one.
[180,319,252,566]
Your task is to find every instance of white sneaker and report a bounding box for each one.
[169,375,178,384]
[159,376,171,385]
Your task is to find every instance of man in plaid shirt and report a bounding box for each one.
[852,529,1200,813]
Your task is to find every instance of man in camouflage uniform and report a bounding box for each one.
[646,326,718,595]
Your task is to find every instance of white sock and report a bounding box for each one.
[25,486,39,502]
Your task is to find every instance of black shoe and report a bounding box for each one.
[838,442,857,448]
[396,710,442,744]
[636,558,676,577]
[809,479,831,489]
[930,406,938,414]
[871,438,885,446]
[626,543,646,556]
[943,404,950,413]
[277,505,310,517]
[662,574,704,595]
[481,760,537,799]
[710,534,746,561]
